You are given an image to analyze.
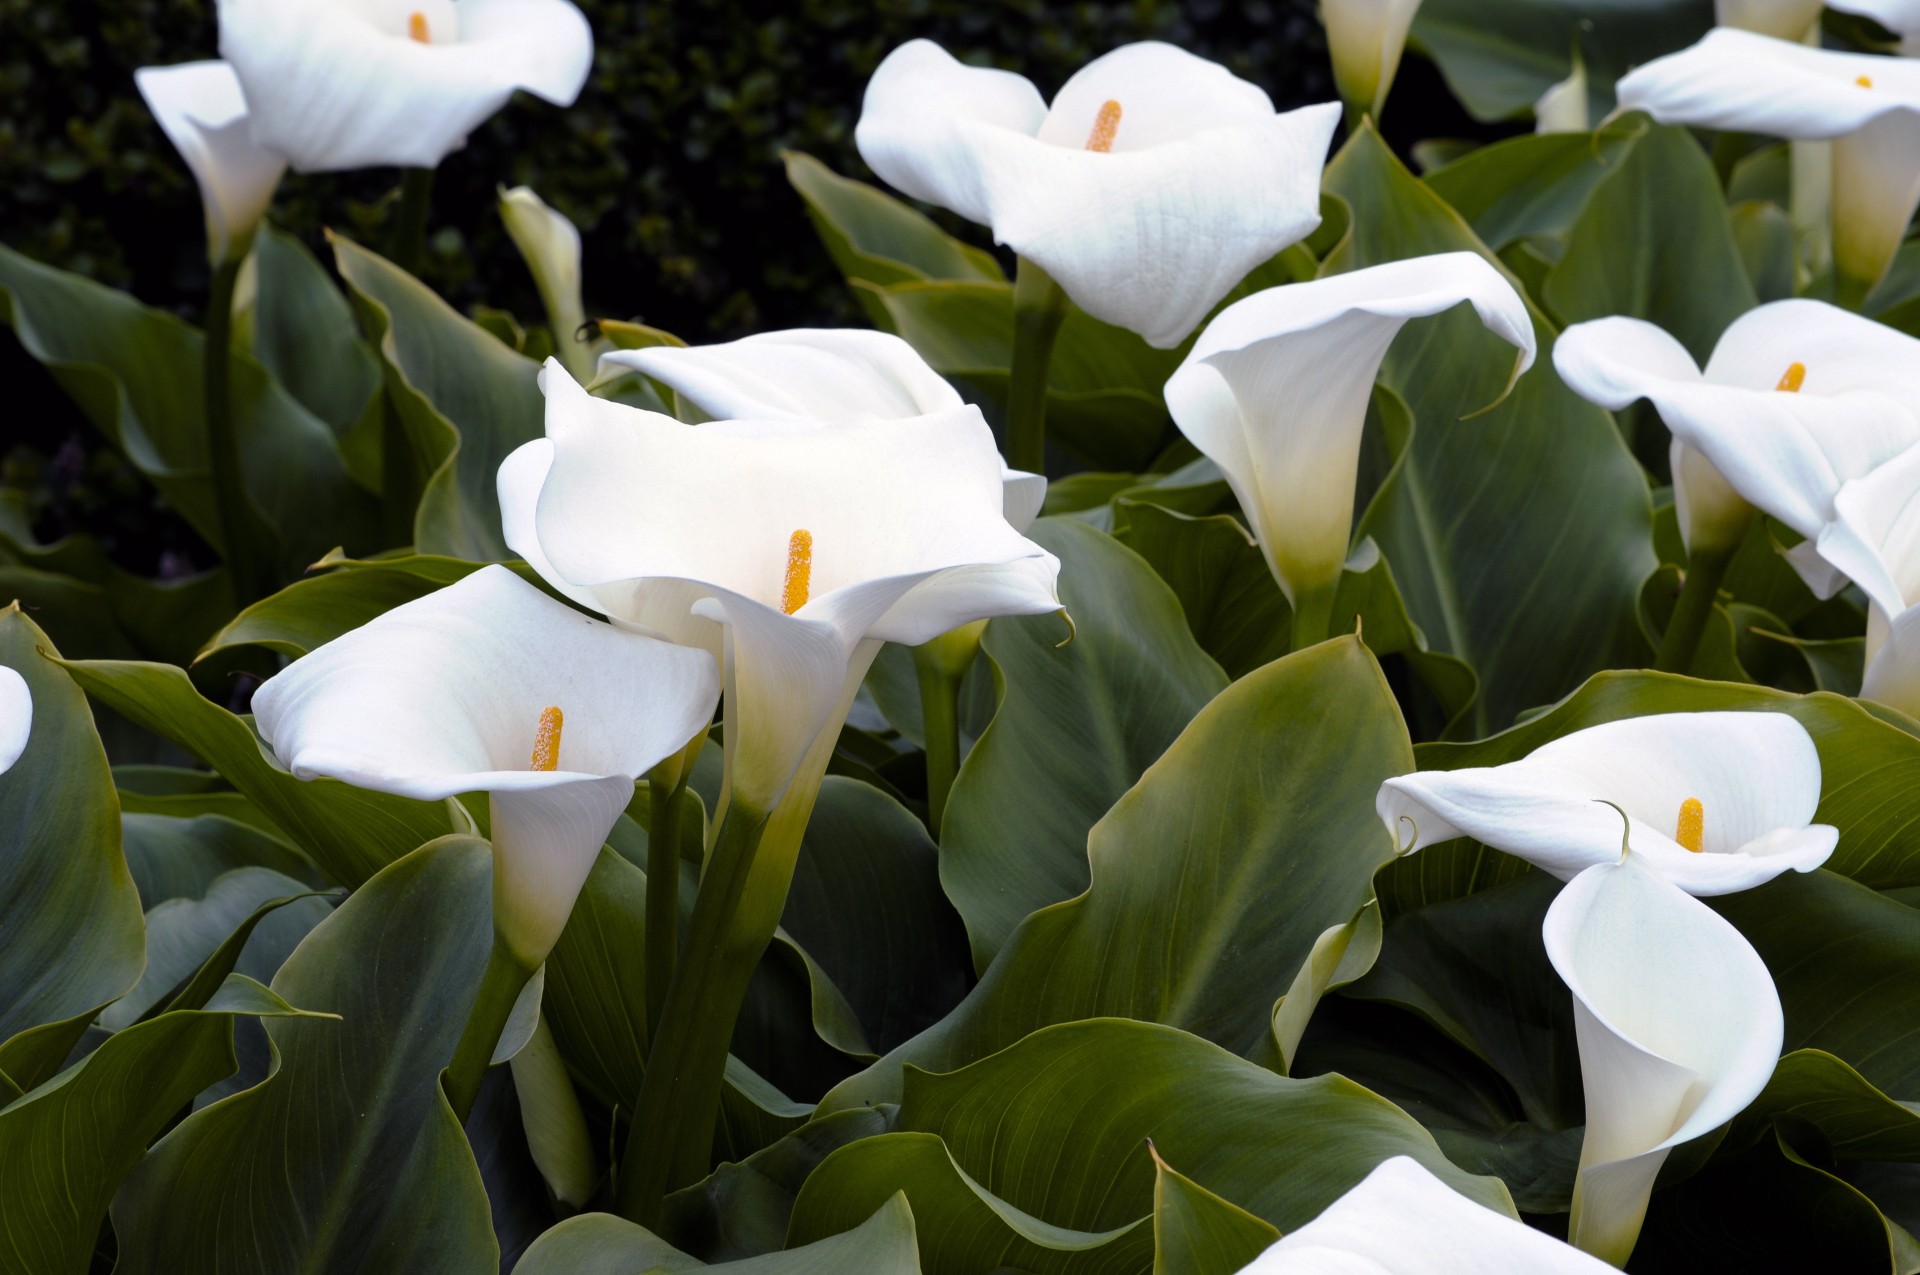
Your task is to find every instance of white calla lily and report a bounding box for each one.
[1545,852,1784,1265]
[1614,28,1920,297]
[500,185,590,381]
[1831,0,1920,52]
[1321,0,1424,124]
[1554,302,1920,554]
[0,665,29,776]
[1163,252,1534,644]
[1809,440,1920,715]
[1377,711,1837,895]
[134,61,286,265]
[1535,53,1590,135]
[217,0,593,173]
[1240,1155,1612,1273]
[252,564,719,967]
[503,361,1061,816]
[1714,0,1825,39]
[601,328,1046,531]
[855,39,1339,348]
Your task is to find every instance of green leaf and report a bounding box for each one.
[514,1192,923,1273]
[1425,119,1647,252]
[61,656,453,889]
[1150,1145,1279,1275]
[119,811,319,907]
[784,150,1002,286]
[1731,199,1798,304]
[0,605,144,1084]
[1324,124,1656,736]
[112,837,502,1274]
[939,519,1226,969]
[1734,1050,1920,1163]
[331,233,543,560]
[0,974,320,1275]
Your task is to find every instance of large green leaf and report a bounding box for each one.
[0,606,144,1082]
[112,836,501,1274]
[197,553,486,660]
[61,656,453,889]
[939,519,1226,969]
[1150,1147,1279,1275]
[119,811,319,907]
[783,151,1002,287]
[331,234,543,560]
[1325,125,1656,736]
[828,637,1409,1108]
[514,1192,922,1274]
[1425,121,1647,253]
[0,975,320,1275]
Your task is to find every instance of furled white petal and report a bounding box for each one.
[1377,711,1836,895]
[0,665,29,776]
[218,0,593,172]
[1814,438,1920,624]
[1241,1155,1611,1273]
[134,61,285,264]
[1320,0,1425,123]
[1534,54,1590,135]
[1832,111,1920,293]
[487,776,632,964]
[1861,602,1920,717]
[1545,855,1783,1265]
[1715,0,1825,40]
[855,39,1047,227]
[500,185,589,379]
[1166,253,1533,608]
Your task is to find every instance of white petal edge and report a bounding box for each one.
[134,62,286,263]
[0,665,29,776]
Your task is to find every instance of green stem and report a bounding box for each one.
[1288,580,1339,654]
[1654,544,1735,674]
[444,933,536,1125]
[1007,256,1069,475]
[644,762,688,1046]
[914,650,962,837]
[388,167,435,277]
[202,256,269,606]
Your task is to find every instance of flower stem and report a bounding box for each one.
[444,932,536,1125]
[644,761,689,1045]
[203,255,270,607]
[1288,580,1339,654]
[915,651,962,836]
[1007,256,1068,475]
[388,167,435,277]
[1654,544,1735,674]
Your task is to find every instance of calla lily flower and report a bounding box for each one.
[0,665,29,776]
[1714,0,1825,40]
[1807,440,1920,715]
[217,0,594,173]
[251,564,719,967]
[1554,302,1920,557]
[1535,53,1590,135]
[854,40,1340,349]
[134,61,286,265]
[1321,0,1424,125]
[500,362,1061,817]
[601,328,1046,531]
[1544,852,1783,1265]
[1163,252,1534,643]
[1240,1155,1612,1273]
[1376,711,1837,895]
[1614,28,1920,297]
[500,185,591,381]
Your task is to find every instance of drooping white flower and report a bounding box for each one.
[217,0,594,173]
[1321,0,1425,124]
[134,62,286,265]
[1614,28,1920,295]
[1554,301,1920,556]
[1240,1155,1612,1273]
[0,665,29,776]
[1377,711,1837,895]
[500,185,591,381]
[601,328,1046,530]
[1544,853,1783,1265]
[500,362,1061,816]
[1715,0,1825,40]
[1163,253,1533,635]
[252,565,719,966]
[854,40,1340,349]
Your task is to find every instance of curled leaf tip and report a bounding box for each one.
[1395,814,1419,855]
[1054,608,1078,648]
[1593,798,1633,862]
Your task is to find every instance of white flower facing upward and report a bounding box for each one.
[1545,851,1783,1265]
[500,362,1061,817]
[1554,301,1920,559]
[601,328,1046,531]
[1163,253,1534,641]
[1320,0,1425,125]
[1239,1155,1612,1273]
[252,565,719,967]
[134,62,286,265]
[1614,29,1920,297]
[1807,440,1920,717]
[1377,712,1837,895]
[217,0,594,173]
[855,40,1340,349]
[0,666,29,776]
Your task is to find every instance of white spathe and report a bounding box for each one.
[602,328,1046,531]
[1545,853,1783,1265]
[1809,440,1920,716]
[1714,0,1824,40]
[1163,252,1533,614]
[1554,302,1920,554]
[134,61,286,265]
[251,565,719,966]
[502,362,1062,814]
[1239,1155,1612,1273]
[1534,54,1590,135]
[1614,28,1920,292]
[218,0,594,172]
[1321,0,1424,123]
[0,666,29,776]
[499,185,590,381]
[1830,0,1920,53]
[855,40,1340,349]
[1377,711,1837,895]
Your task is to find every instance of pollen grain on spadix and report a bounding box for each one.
[1085,99,1122,153]
[781,529,814,615]
[530,706,564,771]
